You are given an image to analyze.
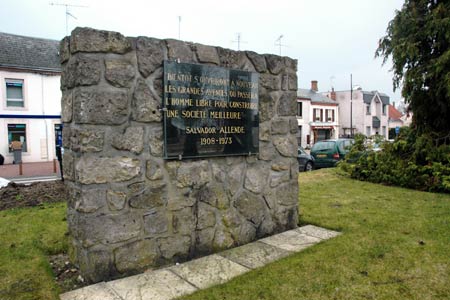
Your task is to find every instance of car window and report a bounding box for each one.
[298,148,306,155]
[311,141,335,151]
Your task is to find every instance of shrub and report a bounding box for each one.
[339,128,450,193]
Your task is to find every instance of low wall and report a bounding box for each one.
[61,27,299,282]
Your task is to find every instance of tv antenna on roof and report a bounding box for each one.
[50,2,88,35]
[231,33,247,51]
[275,35,287,56]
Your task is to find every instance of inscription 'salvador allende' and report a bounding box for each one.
[163,61,259,159]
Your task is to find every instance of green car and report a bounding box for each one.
[310,139,354,168]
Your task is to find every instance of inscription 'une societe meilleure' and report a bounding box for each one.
[163,61,259,159]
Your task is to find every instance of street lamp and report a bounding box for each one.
[350,74,353,137]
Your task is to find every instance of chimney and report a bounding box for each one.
[330,87,336,101]
[311,80,318,92]
[392,101,395,108]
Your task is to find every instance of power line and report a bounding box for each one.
[49,2,88,35]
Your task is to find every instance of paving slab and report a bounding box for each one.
[219,241,292,269]
[259,229,321,252]
[168,254,250,289]
[60,282,120,300]
[60,226,341,300]
[296,225,341,240]
[106,269,197,300]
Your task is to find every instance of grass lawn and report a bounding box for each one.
[0,169,449,299]
[0,202,67,300]
[181,169,450,300]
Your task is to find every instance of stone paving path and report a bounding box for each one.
[60,225,340,300]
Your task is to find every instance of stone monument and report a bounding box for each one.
[61,27,299,283]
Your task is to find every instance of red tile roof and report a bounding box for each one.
[389,105,402,120]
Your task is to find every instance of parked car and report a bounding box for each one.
[310,139,354,168]
[298,147,315,171]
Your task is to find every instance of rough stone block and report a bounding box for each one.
[176,160,210,188]
[113,239,159,273]
[259,93,275,122]
[105,58,135,88]
[129,185,166,209]
[70,27,131,54]
[106,190,127,211]
[143,210,168,235]
[73,88,129,125]
[234,190,268,226]
[172,207,195,235]
[61,54,101,90]
[136,37,165,78]
[265,54,283,75]
[260,73,281,90]
[71,128,104,153]
[75,212,141,245]
[59,36,71,64]
[148,125,163,156]
[277,91,297,116]
[159,236,191,259]
[132,79,161,122]
[61,91,73,123]
[273,136,297,157]
[195,44,220,65]
[166,39,195,63]
[76,156,140,184]
[196,202,216,230]
[111,126,144,154]
[75,188,106,213]
[246,51,267,73]
[271,118,289,135]
[244,165,268,194]
[62,151,75,181]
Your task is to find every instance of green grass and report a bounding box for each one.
[0,202,67,300]
[180,169,450,300]
[1,170,449,299]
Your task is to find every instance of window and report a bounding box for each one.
[8,124,27,152]
[314,108,323,121]
[366,126,371,137]
[6,79,24,107]
[325,109,335,122]
[366,104,371,115]
[297,102,303,118]
[382,104,387,115]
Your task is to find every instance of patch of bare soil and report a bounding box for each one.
[0,181,68,211]
[49,254,88,292]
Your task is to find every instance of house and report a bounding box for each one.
[297,81,339,147]
[387,102,412,139]
[0,32,61,164]
[324,88,390,139]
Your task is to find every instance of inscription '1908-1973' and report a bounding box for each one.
[163,61,259,159]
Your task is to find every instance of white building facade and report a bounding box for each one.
[324,88,390,139]
[297,81,339,147]
[0,32,61,164]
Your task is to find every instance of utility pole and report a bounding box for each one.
[50,2,87,35]
[275,35,285,56]
[350,74,353,137]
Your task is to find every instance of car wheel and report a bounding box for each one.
[305,161,313,172]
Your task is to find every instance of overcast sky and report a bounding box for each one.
[1,0,404,101]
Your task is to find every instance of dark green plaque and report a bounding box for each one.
[163,61,259,159]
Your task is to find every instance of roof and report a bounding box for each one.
[297,88,337,105]
[362,91,390,105]
[389,104,402,121]
[0,32,61,72]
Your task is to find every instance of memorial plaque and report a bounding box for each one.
[163,61,259,159]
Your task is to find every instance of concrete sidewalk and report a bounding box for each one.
[60,225,341,300]
[0,161,61,181]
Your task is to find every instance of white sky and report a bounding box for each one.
[0,0,404,101]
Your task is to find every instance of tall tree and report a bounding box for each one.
[376,0,450,135]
